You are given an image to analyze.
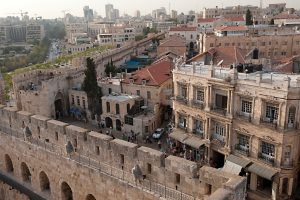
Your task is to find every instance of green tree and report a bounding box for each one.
[246,9,253,25]
[104,59,119,77]
[82,57,101,115]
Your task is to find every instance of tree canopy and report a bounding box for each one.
[82,57,100,99]
[246,9,253,26]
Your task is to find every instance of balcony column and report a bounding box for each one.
[250,173,257,191]
[205,118,211,140]
[227,124,232,149]
[205,85,212,111]
[188,115,193,133]
[174,112,179,127]
[227,90,231,115]
[230,90,234,116]
[226,124,230,147]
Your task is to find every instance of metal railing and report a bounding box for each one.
[175,96,188,105]
[258,152,275,166]
[0,125,195,200]
[235,144,250,156]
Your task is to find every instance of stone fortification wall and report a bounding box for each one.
[0,105,246,200]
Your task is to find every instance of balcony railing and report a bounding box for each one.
[258,152,275,166]
[235,144,249,156]
[175,96,188,105]
[235,112,252,122]
[211,106,227,116]
[260,118,278,129]
[192,100,205,109]
[192,129,204,139]
[281,159,294,169]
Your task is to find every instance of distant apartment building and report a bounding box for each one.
[169,26,198,50]
[172,58,300,200]
[196,16,245,31]
[26,24,45,42]
[200,25,300,60]
[83,6,94,22]
[203,5,261,19]
[97,27,135,47]
[149,21,175,32]
[152,7,167,19]
[105,4,119,21]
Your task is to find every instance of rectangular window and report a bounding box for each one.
[237,134,249,148]
[106,102,110,113]
[178,115,187,129]
[194,120,204,135]
[96,146,100,155]
[82,97,86,109]
[241,100,252,114]
[71,95,75,105]
[196,89,204,102]
[136,90,140,96]
[215,94,227,110]
[125,115,134,125]
[120,154,125,164]
[147,163,152,174]
[181,86,187,99]
[261,141,275,157]
[147,91,151,99]
[284,145,291,160]
[145,126,149,133]
[175,173,180,184]
[266,104,278,121]
[77,96,80,106]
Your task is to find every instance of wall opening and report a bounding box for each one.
[4,154,14,173]
[86,194,96,200]
[39,171,51,193]
[175,173,180,184]
[61,182,73,200]
[20,162,31,183]
[147,163,152,174]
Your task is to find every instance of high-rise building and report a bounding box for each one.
[105,4,114,20]
[171,10,178,19]
[134,10,141,18]
[83,6,94,22]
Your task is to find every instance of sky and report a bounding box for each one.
[0,0,299,19]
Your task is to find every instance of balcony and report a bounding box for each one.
[281,159,294,169]
[260,118,278,129]
[235,112,252,122]
[193,129,204,139]
[211,106,227,116]
[235,144,249,156]
[258,152,275,166]
[192,100,205,110]
[175,96,188,105]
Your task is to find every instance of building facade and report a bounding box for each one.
[172,59,300,200]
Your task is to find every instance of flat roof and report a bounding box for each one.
[138,146,164,157]
[89,131,113,140]
[102,94,140,102]
[66,125,88,133]
[110,139,138,148]
[47,119,69,127]
[31,115,50,121]
[17,111,33,116]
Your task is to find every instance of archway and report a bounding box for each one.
[61,182,73,200]
[54,92,64,119]
[86,194,96,200]
[116,119,122,131]
[4,154,14,173]
[20,162,31,183]
[105,117,113,129]
[39,171,51,193]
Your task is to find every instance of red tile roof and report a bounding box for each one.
[189,47,249,67]
[197,18,216,23]
[122,60,172,86]
[273,14,300,19]
[224,16,245,21]
[159,35,186,47]
[272,55,300,73]
[215,26,248,31]
[169,26,197,31]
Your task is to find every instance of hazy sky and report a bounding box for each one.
[0,0,299,19]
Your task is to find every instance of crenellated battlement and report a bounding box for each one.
[0,105,246,200]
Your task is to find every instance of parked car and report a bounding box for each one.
[152,128,165,139]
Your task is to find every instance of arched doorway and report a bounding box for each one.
[61,182,73,200]
[105,117,113,129]
[39,171,51,193]
[20,162,31,183]
[54,92,64,119]
[86,194,96,200]
[116,119,122,131]
[4,154,14,173]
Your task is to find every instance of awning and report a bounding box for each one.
[222,161,242,175]
[184,136,206,149]
[169,130,188,142]
[226,154,252,168]
[248,162,278,180]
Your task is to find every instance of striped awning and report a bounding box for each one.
[226,154,252,168]
[169,129,188,142]
[184,136,206,149]
[248,162,278,180]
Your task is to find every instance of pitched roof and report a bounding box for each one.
[189,47,249,67]
[198,18,216,23]
[215,25,248,31]
[273,13,300,19]
[272,55,300,73]
[159,35,186,47]
[169,26,197,31]
[122,60,172,86]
